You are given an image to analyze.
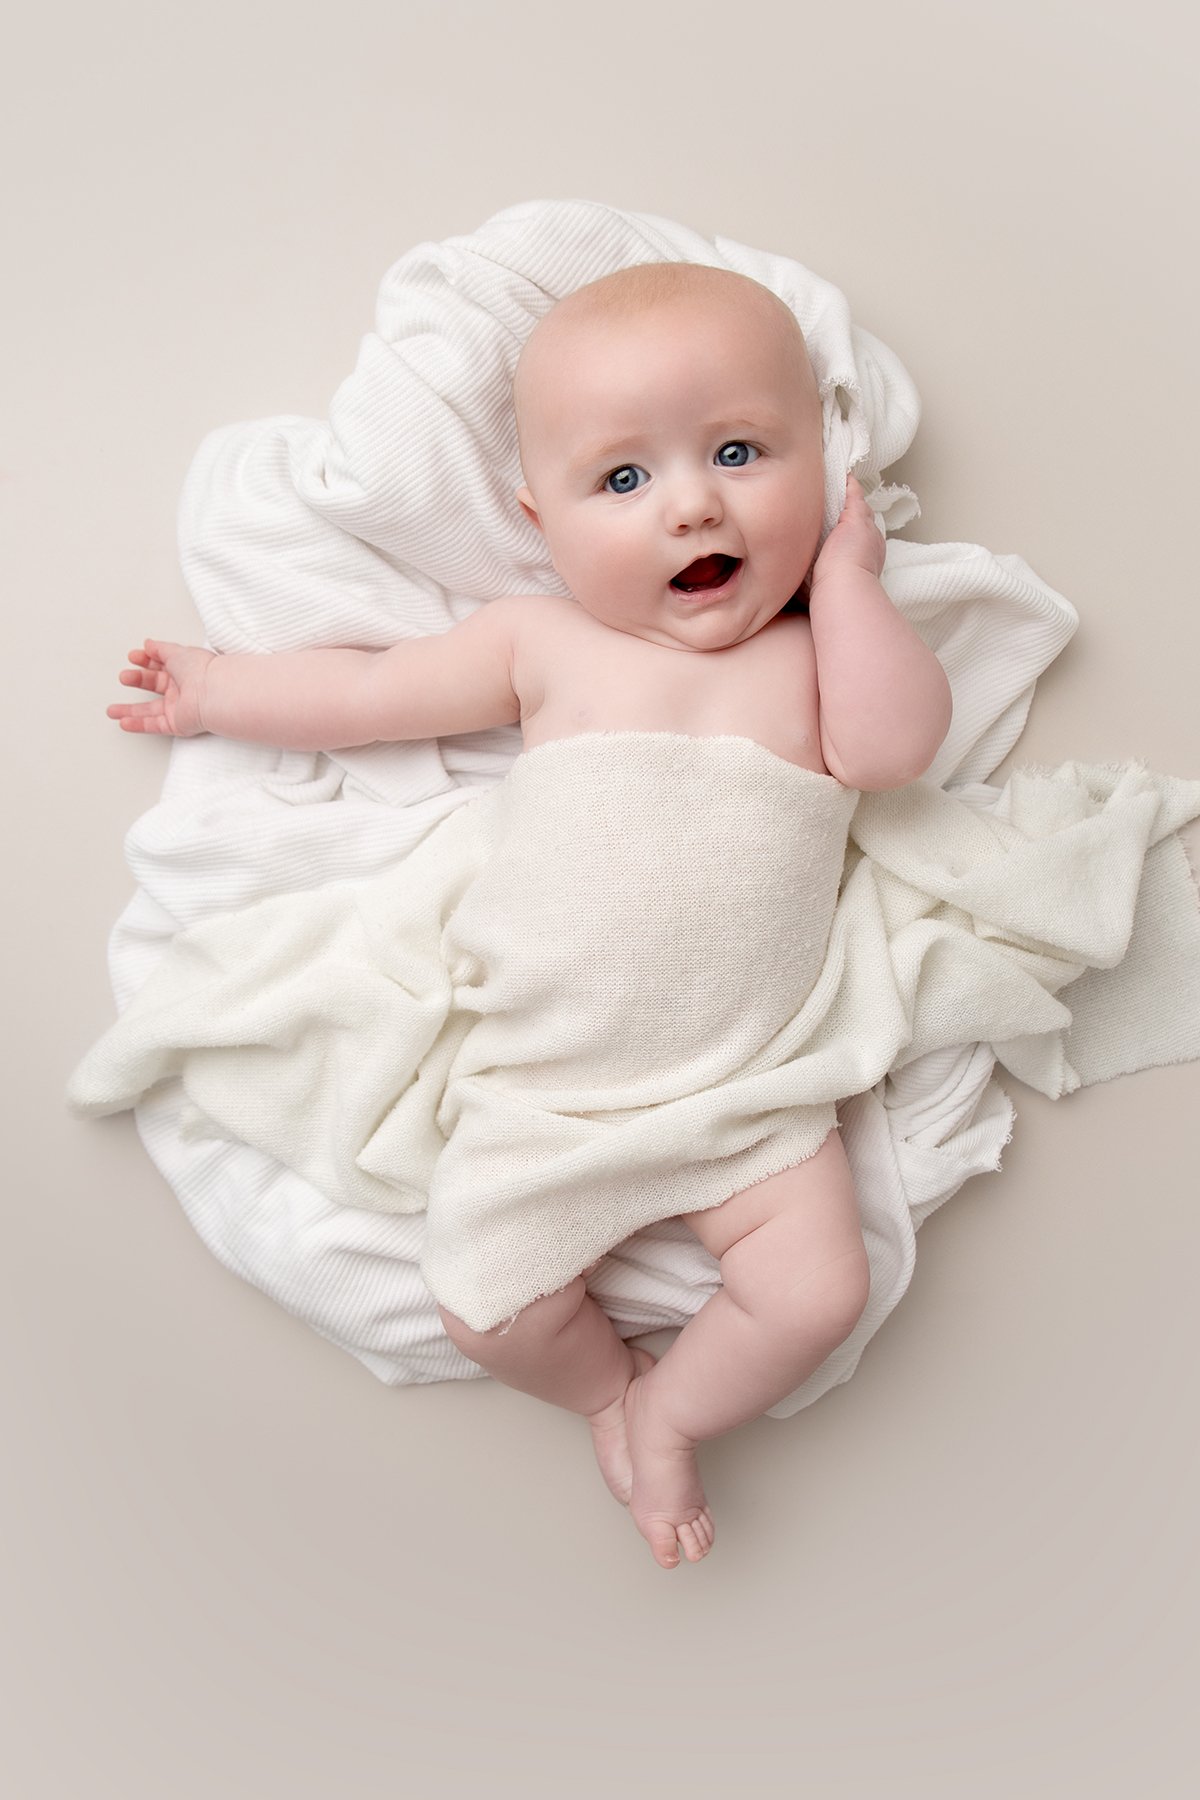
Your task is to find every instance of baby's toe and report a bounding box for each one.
[643,1519,682,1568]
[677,1512,714,1563]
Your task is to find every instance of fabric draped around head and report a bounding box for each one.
[181,199,922,667]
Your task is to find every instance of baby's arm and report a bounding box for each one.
[807,477,952,790]
[108,600,523,748]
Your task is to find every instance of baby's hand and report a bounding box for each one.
[107,639,214,736]
[810,475,886,590]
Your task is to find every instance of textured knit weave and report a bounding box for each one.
[68,736,1200,1335]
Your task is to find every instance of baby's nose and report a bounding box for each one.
[667,474,724,532]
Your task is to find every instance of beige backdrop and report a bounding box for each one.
[5,1,1198,1794]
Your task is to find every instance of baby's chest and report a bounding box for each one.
[526,613,825,773]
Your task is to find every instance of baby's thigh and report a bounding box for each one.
[678,1130,864,1276]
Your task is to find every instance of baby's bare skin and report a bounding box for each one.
[514,590,826,772]
[108,264,953,1569]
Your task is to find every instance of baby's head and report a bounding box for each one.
[513,262,825,652]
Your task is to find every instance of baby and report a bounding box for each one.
[108,263,953,1570]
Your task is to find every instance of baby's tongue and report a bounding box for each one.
[673,554,729,592]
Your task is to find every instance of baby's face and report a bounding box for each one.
[514,285,825,652]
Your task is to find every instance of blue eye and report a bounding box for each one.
[603,464,649,495]
[716,441,759,467]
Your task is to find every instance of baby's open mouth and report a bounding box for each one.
[670,553,742,594]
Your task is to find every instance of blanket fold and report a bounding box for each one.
[68,734,1200,1334]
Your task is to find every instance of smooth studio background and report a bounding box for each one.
[5,2,1198,1795]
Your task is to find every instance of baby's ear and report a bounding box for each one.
[516,484,543,530]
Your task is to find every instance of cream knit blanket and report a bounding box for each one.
[68,732,1200,1335]
[66,200,1200,1408]
[71,734,863,1330]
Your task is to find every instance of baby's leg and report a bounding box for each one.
[437,1278,654,1506]
[624,1130,871,1567]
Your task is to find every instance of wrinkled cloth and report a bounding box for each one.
[69,734,1200,1339]
[67,199,1200,1414]
[70,734,858,1330]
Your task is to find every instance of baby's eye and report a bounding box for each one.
[602,464,649,495]
[715,441,759,467]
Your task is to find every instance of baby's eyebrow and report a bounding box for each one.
[569,416,783,477]
[567,435,651,478]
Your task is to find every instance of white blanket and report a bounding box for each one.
[70,734,861,1330]
[70,200,1200,1413]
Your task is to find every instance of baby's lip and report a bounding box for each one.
[670,552,742,593]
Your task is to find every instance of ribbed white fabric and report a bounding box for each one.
[73,200,1200,1416]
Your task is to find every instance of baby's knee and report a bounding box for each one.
[769,1243,872,1352]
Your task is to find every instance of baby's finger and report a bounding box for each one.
[118,666,167,692]
[108,700,165,728]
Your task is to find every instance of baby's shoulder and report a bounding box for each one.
[504,593,579,627]
[745,607,817,667]
[500,593,581,716]
[503,590,588,653]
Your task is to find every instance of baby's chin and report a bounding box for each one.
[568,582,789,650]
[620,611,776,654]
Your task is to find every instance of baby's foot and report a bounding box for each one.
[587,1346,657,1506]
[623,1373,715,1568]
